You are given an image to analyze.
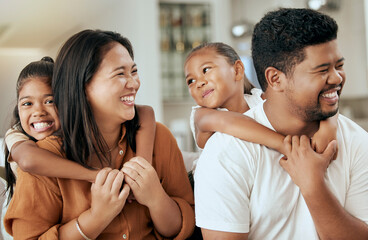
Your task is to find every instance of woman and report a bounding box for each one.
[4,30,195,239]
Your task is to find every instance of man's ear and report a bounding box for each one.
[234,60,245,81]
[265,67,284,92]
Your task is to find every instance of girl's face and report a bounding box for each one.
[18,77,60,141]
[184,48,239,109]
[85,42,140,127]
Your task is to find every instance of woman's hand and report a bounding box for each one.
[122,157,166,209]
[90,168,130,222]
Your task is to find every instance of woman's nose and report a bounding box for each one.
[126,76,140,89]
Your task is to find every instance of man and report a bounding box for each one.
[194,8,368,240]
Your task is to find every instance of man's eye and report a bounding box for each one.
[187,79,196,85]
[336,64,344,70]
[203,67,210,74]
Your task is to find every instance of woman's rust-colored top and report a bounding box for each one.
[4,123,195,239]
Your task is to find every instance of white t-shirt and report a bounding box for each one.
[189,88,264,150]
[194,102,368,240]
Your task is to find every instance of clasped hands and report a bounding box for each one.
[90,156,163,221]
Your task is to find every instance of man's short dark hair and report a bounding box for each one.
[251,8,338,91]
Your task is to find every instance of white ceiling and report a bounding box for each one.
[0,0,118,50]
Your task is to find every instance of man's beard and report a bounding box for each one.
[304,103,339,121]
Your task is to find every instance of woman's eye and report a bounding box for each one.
[187,79,196,85]
[203,67,210,74]
[132,68,138,74]
[45,99,54,104]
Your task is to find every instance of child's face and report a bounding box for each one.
[184,48,239,109]
[18,77,60,141]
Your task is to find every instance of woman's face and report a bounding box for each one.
[86,42,140,127]
[18,77,60,140]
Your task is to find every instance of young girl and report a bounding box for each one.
[184,42,337,162]
[5,30,194,239]
[4,57,156,202]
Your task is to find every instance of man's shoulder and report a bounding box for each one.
[337,115,368,140]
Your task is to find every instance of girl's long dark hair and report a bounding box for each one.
[52,30,139,168]
[4,57,54,203]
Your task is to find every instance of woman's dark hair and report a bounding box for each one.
[252,8,338,91]
[4,57,54,203]
[186,42,254,94]
[52,29,139,168]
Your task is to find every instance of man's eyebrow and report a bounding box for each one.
[312,57,345,70]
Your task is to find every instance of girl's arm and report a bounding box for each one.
[194,107,286,155]
[11,140,98,182]
[312,113,338,158]
[135,105,156,164]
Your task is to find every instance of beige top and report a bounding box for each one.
[4,123,195,239]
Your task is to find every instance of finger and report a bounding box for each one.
[279,156,288,170]
[111,171,124,194]
[125,175,140,189]
[291,135,300,151]
[123,161,145,177]
[95,168,111,187]
[119,183,131,200]
[283,135,292,154]
[104,169,120,190]
[322,140,337,161]
[300,135,311,148]
[121,166,141,182]
[130,156,151,169]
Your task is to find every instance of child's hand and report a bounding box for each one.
[90,168,130,221]
[122,156,165,209]
[279,135,337,194]
[312,127,338,160]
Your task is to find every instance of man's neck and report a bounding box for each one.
[263,100,320,138]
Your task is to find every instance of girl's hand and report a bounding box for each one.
[312,122,338,160]
[279,135,337,195]
[122,157,165,209]
[90,168,130,222]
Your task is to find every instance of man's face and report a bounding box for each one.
[284,40,345,121]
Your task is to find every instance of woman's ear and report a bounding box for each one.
[234,60,245,82]
[265,67,284,92]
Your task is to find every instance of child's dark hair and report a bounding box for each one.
[52,29,139,169]
[186,42,254,94]
[4,56,54,203]
[252,8,338,91]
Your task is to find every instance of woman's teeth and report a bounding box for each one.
[121,96,134,102]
